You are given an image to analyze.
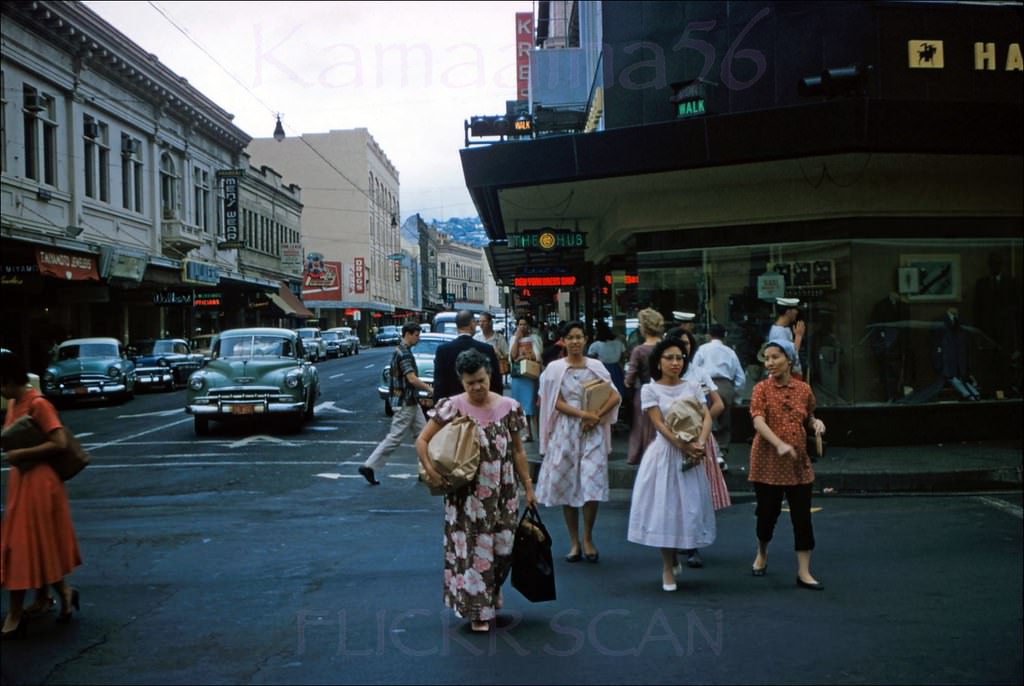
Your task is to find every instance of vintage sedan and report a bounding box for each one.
[374,325,402,347]
[325,327,359,356]
[41,337,136,403]
[185,327,319,435]
[130,338,204,390]
[376,332,456,416]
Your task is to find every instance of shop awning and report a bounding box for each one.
[35,247,99,281]
[268,284,314,318]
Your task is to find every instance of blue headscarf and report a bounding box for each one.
[763,338,797,365]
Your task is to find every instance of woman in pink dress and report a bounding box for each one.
[416,348,536,632]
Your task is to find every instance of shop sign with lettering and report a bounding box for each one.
[154,290,193,306]
[182,260,220,285]
[513,276,577,287]
[194,292,222,307]
[507,231,586,251]
[216,169,244,249]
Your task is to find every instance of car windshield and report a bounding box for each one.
[136,340,188,355]
[217,335,293,358]
[297,330,315,338]
[380,326,400,335]
[58,343,118,360]
[411,338,447,355]
[322,332,338,341]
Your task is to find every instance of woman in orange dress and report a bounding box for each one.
[1,352,82,639]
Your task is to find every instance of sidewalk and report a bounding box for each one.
[522,427,1022,495]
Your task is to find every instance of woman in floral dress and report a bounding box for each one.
[535,321,620,563]
[416,348,536,632]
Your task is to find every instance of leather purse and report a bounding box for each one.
[1,414,91,481]
[419,414,481,495]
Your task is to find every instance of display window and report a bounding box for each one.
[634,239,1022,406]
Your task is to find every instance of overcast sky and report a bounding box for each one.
[83,1,532,222]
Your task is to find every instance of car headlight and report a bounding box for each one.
[42,371,56,385]
[107,365,122,378]
[158,359,169,367]
[189,374,206,391]
[285,371,301,388]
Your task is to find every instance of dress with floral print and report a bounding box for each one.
[431,395,526,622]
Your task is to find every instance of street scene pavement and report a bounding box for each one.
[2,347,1022,685]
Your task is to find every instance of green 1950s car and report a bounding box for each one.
[185,327,319,435]
[42,337,136,404]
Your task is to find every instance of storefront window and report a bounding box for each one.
[636,238,1022,406]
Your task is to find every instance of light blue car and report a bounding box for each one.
[42,337,136,404]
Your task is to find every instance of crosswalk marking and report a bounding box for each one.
[975,495,1023,519]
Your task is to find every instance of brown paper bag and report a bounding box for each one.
[582,379,612,414]
[420,415,481,495]
[663,396,706,472]
[518,359,541,380]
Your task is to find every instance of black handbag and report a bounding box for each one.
[807,432,825,463]
[511,505,557,602]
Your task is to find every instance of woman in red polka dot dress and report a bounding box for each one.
[748,339,826,590]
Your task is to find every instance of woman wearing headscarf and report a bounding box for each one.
[748,339,826,590]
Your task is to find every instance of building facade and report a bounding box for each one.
[436,232,487,312]
[462,0,1023,442]
[1,1,309,372]
[247,129,401,342]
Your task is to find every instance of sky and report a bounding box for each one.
[83,1,532,223]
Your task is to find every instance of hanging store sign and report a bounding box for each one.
[35,248,99,281]
[281,243,302,270]
[515,12,533,100]
[182,260,220,285]
[352,257,366,294]
[216,169,244,249]
[506,230,587,251]
[757,272,786,301]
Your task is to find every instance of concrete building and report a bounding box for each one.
[462,0,1023,443]
[1,0,306,373]
[436,231,486,312]
[247,129,400,342]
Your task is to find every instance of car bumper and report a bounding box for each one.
[45,382,128,398]
[135,369,174,386]
[187,398,304,416]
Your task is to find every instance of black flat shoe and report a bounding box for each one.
[565,551,582,563]
[583,551,600,563]
[56,589,80,624]
[687,551,704,568]
[24,596,55,618]
[358,466,381,486]
[752,565,768,577]
[796,577,824,591]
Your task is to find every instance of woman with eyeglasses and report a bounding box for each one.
[535,321,620,564]
[627,338,716,592]
[749,339,826,590]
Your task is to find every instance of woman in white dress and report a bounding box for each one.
[536,321,620,563]
[627,337,716,591]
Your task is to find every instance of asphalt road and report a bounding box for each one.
[2,346,1022,685]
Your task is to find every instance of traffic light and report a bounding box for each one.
[469,115,509,137]
[798,64,872,98]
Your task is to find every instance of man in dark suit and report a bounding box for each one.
[433,310,503,403]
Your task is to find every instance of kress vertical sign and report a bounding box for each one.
[216,169,245,249]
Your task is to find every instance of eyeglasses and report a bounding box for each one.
[661,354,685,361]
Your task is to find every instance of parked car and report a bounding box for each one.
[325,327,359,356]
[41,337,136,403]
[374,325,402,347]
[295,327,327,362]
[190,333,218,362]
[185,327,319,435]
[0,348,39,411]
[130,338,205,390]
[376,332,456,416]
[432,311,459,334]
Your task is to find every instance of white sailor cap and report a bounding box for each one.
[775,297,802,309]
[672,311,696,322]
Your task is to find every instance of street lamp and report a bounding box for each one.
[273,114,285,142]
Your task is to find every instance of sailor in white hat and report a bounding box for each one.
[672,311,697,334]
[769,298,804,378]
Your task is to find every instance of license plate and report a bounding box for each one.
[74,387,87,395]
[231,404,255,415]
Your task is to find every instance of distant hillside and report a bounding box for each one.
[431,217,488,248]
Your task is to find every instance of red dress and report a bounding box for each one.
[1,389,82,590]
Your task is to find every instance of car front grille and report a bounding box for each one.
[58,373,113,386]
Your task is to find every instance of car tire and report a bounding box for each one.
[194,415,210,435]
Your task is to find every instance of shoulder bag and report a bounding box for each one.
[1,405,91,481]
[419,414,481,495]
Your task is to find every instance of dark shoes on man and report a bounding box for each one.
[358,466,381,485]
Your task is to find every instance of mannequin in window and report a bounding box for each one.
[868,291,909,401]
[901,308,980,403]
[974,253,1021,397]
